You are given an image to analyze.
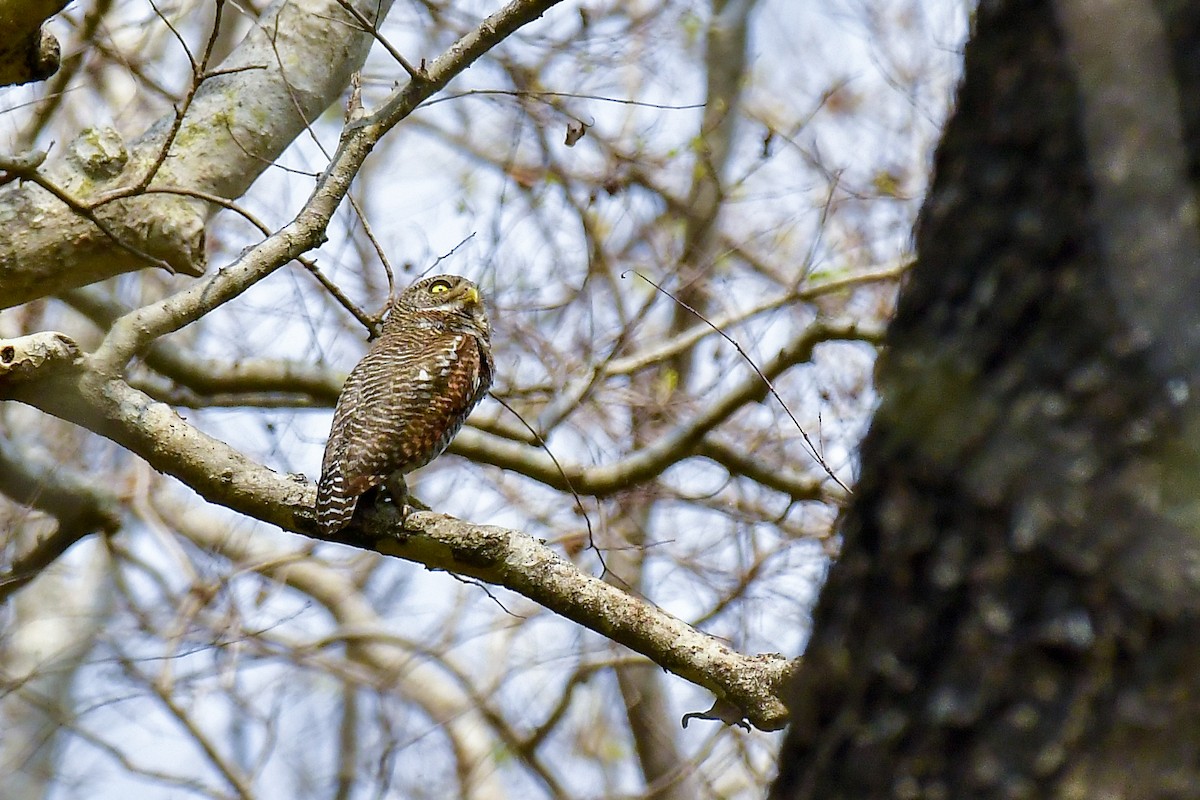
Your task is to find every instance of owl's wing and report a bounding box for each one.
[331,330,488,501]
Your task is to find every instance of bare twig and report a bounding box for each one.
[490,393,607,576]
[89,0,568,372]
[449,319,879,496]
[626,270,852,493]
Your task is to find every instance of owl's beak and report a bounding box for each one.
[464,286,482,306]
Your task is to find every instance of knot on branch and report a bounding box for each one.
[68,127,129,179]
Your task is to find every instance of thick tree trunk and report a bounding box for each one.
[773,0,1200,797]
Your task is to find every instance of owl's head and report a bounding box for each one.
[389,274,490,339]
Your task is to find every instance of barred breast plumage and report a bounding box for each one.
[315,275,493,534]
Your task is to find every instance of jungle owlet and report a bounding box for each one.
[316,275,493,534]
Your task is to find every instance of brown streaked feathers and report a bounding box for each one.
[316,275,493,534]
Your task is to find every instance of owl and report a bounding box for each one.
[315,275,493,534]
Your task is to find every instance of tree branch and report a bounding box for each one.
[0,331,80,379]
[0,345,792,730]
[87,0,566,373]
[0,0,397,309]
[62,287,345,402]
[450,319,881,495]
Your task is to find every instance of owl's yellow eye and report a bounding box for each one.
[429,279,452,294]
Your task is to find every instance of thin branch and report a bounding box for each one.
[448,319,881,496]
[490,393,607,576]
[335,0,425,80]
[89,0,568,372]
[419,88,706,110]
[62,288,345,402]
[89,0,229,205]
[603,262,904,378]
[627,270,852,493]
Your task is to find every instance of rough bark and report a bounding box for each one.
[773,0,1200,797]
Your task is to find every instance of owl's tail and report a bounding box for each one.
[315,470,357,535]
